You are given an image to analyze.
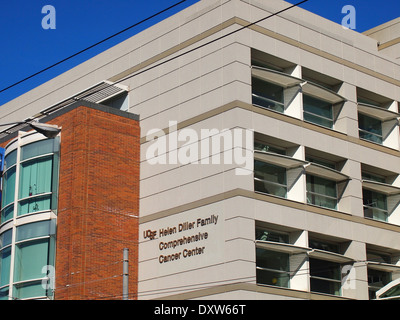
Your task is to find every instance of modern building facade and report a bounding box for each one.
[0,0,399,300]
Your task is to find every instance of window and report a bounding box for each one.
[254,142,285,155]
[309,258,341,296]
[256,228,289,243]
[363,189,388,222]
[306,175,337,210]
[309,239,340,253]
[256,250,290,288]
[13,220,55,300]
[367,251,392,300]
[256,229,290,288]
[309,239,342,296]
[303,95,333,128]
[362,172,385,183]
[0,230,12,300]
[1,150,17,223]
[358,113,383,144]
[252,77,284,113]
[0,139,59,223]
[305,156,335,170]
[18,156,53,215]
[19,140,56,216]
[254,160,287,198]
[368,269,392,300]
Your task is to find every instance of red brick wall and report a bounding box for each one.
[47,106,140,300]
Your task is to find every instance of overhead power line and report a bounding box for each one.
[0,0,309,135]
[78,0,309,101]
[0,0,309,131]
[0,0,191,94]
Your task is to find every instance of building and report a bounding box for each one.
[0,0,399,300]
[0,101,140,300]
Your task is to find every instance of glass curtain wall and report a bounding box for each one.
[0,136,59,300]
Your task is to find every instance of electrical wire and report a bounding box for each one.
[0,0,309,117]
[78,0,309,102]
[51,253,398,299]
[0,0,191,94]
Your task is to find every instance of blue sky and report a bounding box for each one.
[0,0,398,106]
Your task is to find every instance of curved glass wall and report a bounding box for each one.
[0,134,59,300]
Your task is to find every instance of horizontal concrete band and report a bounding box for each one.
[111,17,400,89]
[378,37,400,50]
[139,100,400,158]
[150,281,350,300]
[139,187,400,233]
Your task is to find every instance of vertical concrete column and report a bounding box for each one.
[382,101,400,150]
[287,145,306,203]
[336,82,358,137]
[283,65,302,119]
[388,169,400,225]
[387,194,400,225]
[289,230,309,292]
[342,241,369,300]
[338,160,363,217]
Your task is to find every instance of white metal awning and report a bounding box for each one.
[358,103,400,121]
[256,240,310,255]
[251,66,346,105]
[367,261,400,272]
[254,152,350,182]
[254,151,308,169]
[362,180,400,195]
[308,249,354,264]
[251,66,303,88]
[256,240,355,264]
[301,81,346,104]
[305,163,350,182]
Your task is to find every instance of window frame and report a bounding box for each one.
[255,228,292,288]
[303,94,334,129]
[362,188,388,222]
[358,112,383,145]
[252,76,285,113]
[254,160,288,199]
[306,174,338,210]
[309,257,342,296]
[308,238,348,297]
